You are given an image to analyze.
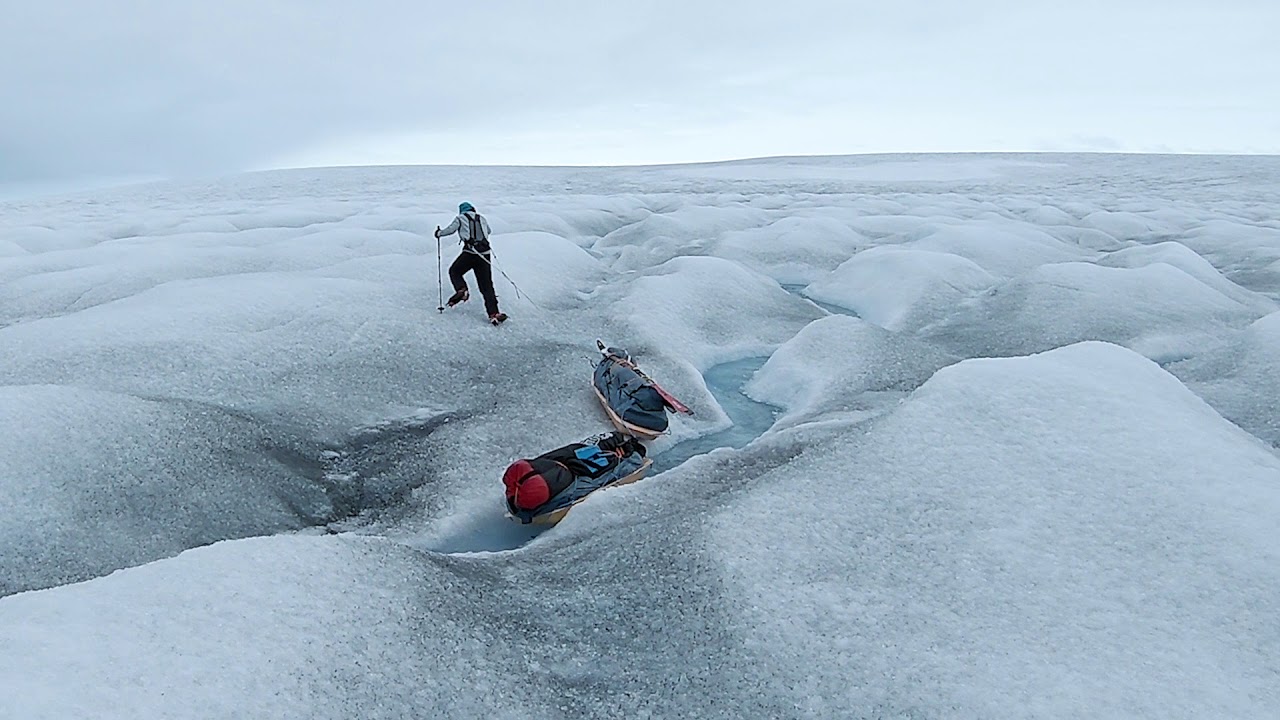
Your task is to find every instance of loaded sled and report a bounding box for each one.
[503,431,652,525]
[592,340,692,440]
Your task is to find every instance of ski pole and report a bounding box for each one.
[435,228,444,313]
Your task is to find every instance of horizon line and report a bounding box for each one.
[4,149,1277,203]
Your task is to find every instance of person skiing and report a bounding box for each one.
[436,202,507,325]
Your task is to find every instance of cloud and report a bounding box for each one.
[2,0,1278,187]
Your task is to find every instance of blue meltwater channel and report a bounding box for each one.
[647,357,780,475]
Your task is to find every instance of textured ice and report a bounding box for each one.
[906,222,1089,278]
[1099,241,1277,314]
[2,154,1278,718]
[711,341,1280,719]
[745,314,957,429]
[1081,209,1176,240]
[0,385,324,594]
[0,535,541,720]
[1171,311,1280,447]
[924,260,1265,361]
[623,255,824,368]
[803,245,996,331]
[713,215,867,285]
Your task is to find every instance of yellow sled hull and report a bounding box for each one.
[592,385,665,441]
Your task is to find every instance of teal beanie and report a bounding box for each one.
[459,202,474,213]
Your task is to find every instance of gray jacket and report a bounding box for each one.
[438,210,492,251]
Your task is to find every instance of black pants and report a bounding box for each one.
[449,251,500,315]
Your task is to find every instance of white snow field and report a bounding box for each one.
[1,154,1278,718]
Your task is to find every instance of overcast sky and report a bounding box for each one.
[2,0,1276,190]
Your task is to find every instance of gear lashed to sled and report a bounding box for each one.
[592,340,692,440]
[503,431,651,525]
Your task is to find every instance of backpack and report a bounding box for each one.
[503,458,574,511]
[464,213,491,254]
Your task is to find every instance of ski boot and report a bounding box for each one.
[489,312,508,326]
[446,288,469,307]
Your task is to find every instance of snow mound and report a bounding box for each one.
[5,225,101,254]
[0,535,535,719]
[1024,204,1075,225]
[925,261,1261,361]
[845,213,933,240]
[594,204,772,271]
[713,216,866,285]
[478,230,607,309]
[804,246,996,331]
[908,221,1088,278]
[624,255,823,368]
[1171,311,1280,447]
[1081,210,1175,241]
[1099,241,1277,314]
[745,314,958,428]
[0,385,324,595]
[1181,221,1280,298]
[712,341,1280,718]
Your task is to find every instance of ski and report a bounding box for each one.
[595,340,693,415]
[650,378,692,415]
